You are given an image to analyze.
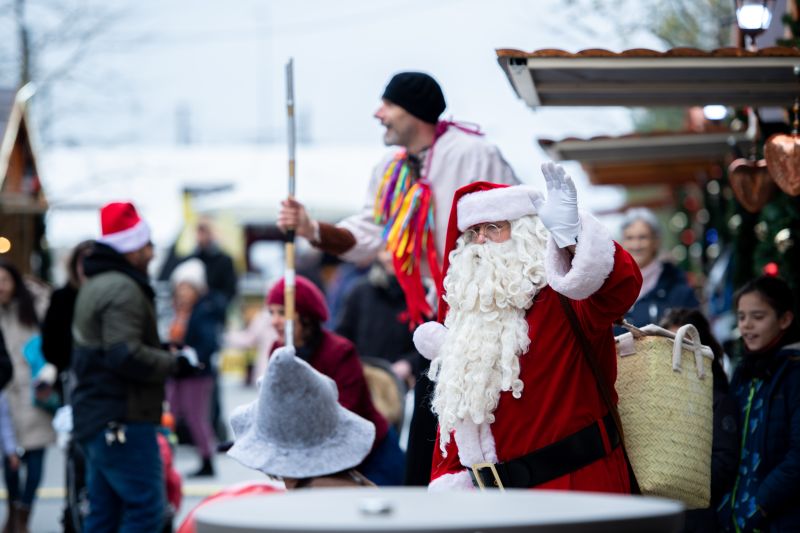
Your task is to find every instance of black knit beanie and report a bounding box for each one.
[381,72,446,124]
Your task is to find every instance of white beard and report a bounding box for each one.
[429,215,549,454]
[429,216,548,454]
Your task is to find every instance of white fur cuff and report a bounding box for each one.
[457,186,543,231]
[413,321,448,361]
[428,470,475,492]
[546,211,615,300]
[453,420,498,466]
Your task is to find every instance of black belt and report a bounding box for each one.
[469,412,620,489]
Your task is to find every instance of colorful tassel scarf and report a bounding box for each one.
[372,120,483,327]
[373,153,440,327]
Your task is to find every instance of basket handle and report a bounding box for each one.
[672,323,706,379]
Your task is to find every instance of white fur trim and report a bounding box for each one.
[428,470,475,492]
[457,186,543,231]
[546,211,615,300]
[453,420,497,467]
[413,321,448,361]
[478,423,498,464]
[98,219,151,254]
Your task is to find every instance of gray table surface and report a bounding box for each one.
[194,487,685,533]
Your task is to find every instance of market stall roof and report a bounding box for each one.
[539,131,749,186]
[497,47,800,108]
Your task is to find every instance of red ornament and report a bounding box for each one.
[763,262,780,277]
[680,229,695,246]
[683,196,700,212]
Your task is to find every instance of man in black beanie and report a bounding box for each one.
[278,70,519,486]
[376,72,446,149]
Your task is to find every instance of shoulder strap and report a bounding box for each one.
[557,293,641,493]
[557,293,624,441]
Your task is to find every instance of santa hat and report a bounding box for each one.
[267,275,329,323]
[97,202,151,254]
[436,182,543,322]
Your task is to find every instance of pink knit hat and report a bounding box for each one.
[267,275,329,323]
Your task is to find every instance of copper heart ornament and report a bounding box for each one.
[727,158,776,214]
[765,133,800,196]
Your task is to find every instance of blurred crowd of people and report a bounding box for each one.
[0,70,796,533]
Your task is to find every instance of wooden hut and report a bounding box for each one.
[0,85,48,277]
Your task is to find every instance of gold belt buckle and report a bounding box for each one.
[471,462,505,491]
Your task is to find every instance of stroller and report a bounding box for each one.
[55,373,181,533]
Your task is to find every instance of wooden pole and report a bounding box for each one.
[284,58,296,348]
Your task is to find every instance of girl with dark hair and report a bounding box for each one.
[0,262,54,532]
[660,308,739,532]
[266,275,405,486]
[718,276,800,532]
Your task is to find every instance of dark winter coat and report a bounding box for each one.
[620,262,699,331]
[194,245,237,307]
[334,270,420,371]
[719,341,800,532]
[178,292,226,378]
[41,283,80,401]
[684,368,740,532]
[41,284,79,375]
[71,244,176,441]
[0,328,11,391]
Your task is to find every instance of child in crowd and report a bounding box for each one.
[718,276,800,532]
[167,259,226,477]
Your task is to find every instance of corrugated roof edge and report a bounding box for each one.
[496,46,800,59]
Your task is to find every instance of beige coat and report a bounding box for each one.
[0,302,56,450]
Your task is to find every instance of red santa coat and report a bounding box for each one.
[428,213,642,491]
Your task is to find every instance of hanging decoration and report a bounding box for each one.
[765,98,800,196]
[727,157,776,213]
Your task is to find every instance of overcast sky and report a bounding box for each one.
[44,1,662,164]
[26,0,666,249]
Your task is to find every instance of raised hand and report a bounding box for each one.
[536,162,580,247]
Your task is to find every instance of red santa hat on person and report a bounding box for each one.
[97,202,152,254]
[436,182,543,322]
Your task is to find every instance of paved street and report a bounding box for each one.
[2,374,266,532]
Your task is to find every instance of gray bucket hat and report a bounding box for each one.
[227,346,376,478]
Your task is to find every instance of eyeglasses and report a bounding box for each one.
[463,222,510,243]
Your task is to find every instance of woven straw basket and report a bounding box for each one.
[615,323,714,509]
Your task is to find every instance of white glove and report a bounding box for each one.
[413,321,448,361]
[535,162,581,248]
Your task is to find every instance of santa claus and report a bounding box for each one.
[414,162,642,491]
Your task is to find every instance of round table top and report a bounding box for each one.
[194,487,685,533]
